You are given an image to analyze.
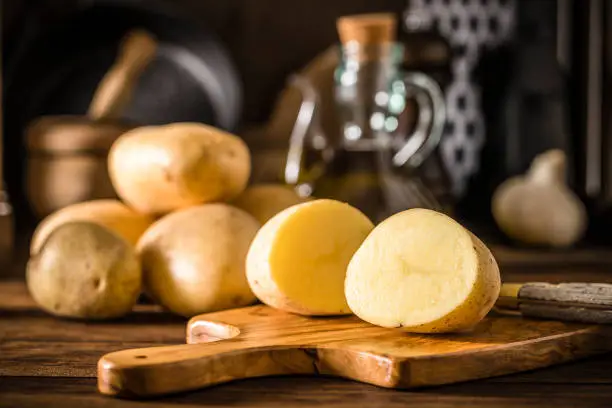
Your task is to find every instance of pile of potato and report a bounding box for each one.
[27,123,306,320]
[28,121,501,333]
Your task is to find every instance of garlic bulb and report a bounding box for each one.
[492,149,587,248]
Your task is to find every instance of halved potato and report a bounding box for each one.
[345,208,500,333]
[246,199,374,315]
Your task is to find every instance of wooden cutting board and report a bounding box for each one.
[97,305,612,398]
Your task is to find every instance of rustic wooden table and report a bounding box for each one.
[2,251,612,408]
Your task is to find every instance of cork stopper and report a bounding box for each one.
[336,13,397,45]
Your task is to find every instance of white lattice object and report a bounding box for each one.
[406,0,516,195]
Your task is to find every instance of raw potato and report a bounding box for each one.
[247,199,374,316]
[30,199,153,255]
[27,222,142,319]
[137,204,260,317]
[345,208,500,333]
[109,122,251,215]
[232,184,307,224]
[492,149,587,247]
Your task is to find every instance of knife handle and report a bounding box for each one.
[519,282,612,306]
[497,282,612,324]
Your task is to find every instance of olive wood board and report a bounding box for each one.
[98,305,612,398]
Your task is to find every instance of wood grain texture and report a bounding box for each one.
[517,303,612,325]
[3,280,612,407]
[498,282,612,324]
[519,282,612,306]
[97,305,612,398]
[5,376,612,408]
[1,281,186,377]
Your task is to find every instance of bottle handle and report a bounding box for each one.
[284,75,332,190]
[392,72,446,169]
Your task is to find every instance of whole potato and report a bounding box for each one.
[30,199,153,255]
[27,222,142,319]
[231,184,307,225]
[108,122,251,215]
[137,204,260,317]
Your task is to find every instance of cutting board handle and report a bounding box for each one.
[97,341,316,398]
[87,29,157,120]
[97,304,612,399]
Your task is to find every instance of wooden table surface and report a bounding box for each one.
[2,257,612,408]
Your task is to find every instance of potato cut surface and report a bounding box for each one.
[247,199,374,315]
[345,208,500,333]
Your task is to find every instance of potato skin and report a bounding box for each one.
[137,204,260,317]
[30,199,153,255]
[27,222,142,319]
[231,184,306,225]
[108,123,251,215]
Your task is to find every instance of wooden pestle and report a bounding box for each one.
[28,28,158,151]
[26,29,158,217]
[87,29,158,120]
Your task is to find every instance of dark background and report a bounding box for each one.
[1,0,412,233]
[2,0,406,125]
[4,0,612,245]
